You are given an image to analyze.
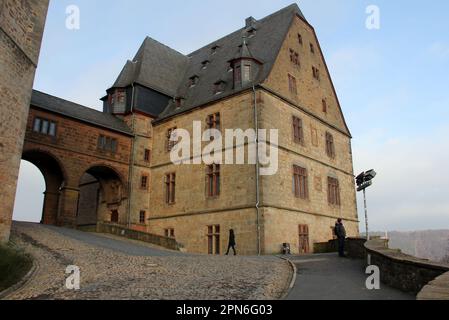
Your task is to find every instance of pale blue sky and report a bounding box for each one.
[14,0,449,231]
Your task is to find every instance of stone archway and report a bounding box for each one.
[77,165,127,226]
[21,149,67,225]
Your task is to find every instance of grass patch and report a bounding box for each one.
[0,244,33,292]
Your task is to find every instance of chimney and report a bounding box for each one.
[245,16,257,28]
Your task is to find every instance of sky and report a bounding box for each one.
[13,0,449,232]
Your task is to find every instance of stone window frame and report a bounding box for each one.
[206,164,221,198]
[165,172,176,205]
[97,134,118,154]
[139,210,146,224]
[140,174,149,190]
[288,73,298,95]
[292,115,304,145]
[327,176,341,206]
[166,127,178,152]
[322,99,328,113]
[164,228,175,238]
[293,165,309,200]
[144,149,151,163]
[207,225,221,255]
[325,131,336,159]
[289,48,300,67]
[33,116,57,137]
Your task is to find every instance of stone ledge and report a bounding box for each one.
[417,272,449,300]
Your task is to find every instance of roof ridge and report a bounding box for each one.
[135,36,187,61]
[187,3,302,57]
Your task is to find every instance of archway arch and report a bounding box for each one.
[21,149,67,225]
[77,164,127,226]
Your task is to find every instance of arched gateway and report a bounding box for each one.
[21,90,133,228]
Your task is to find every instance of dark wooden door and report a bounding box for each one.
[111,210,119,223]
[298,225,310,254]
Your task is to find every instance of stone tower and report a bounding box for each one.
[0,0,49,243]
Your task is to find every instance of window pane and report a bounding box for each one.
[33,118,41,132]
[41,120,49,134]
[49,122,56,136]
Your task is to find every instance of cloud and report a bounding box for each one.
[354,125,449,232]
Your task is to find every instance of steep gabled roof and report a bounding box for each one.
[109,4,305,121]
[31,90,133,136]
[112,37,189,97]
[157,3,304,121]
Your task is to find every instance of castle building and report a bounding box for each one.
[2,3,359,254]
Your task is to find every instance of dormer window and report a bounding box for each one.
[201,60,210,70]
[227,64,233,73]
[189,75,199,87]
[246,27,257,38]
[214,81,226,95]
[174,97,184,109]
[211,45,220,55]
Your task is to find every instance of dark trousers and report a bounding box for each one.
[338,237,346,257]
[226,244,236,256]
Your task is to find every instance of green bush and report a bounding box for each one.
[0,244,33,292]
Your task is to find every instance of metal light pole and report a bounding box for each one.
[356,170,377,241]
[363,188,369,241]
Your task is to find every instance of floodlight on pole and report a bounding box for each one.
[356,170,377,241]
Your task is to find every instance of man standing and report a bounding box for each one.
[335,219,347,257]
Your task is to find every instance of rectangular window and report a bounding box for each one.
[207,164,221,198]
[207,113,221,131]
[322,99,327,113]
[328,177,341,206]
[243,64,251,82]
[166,127,177,152]
[298,34,303,45]
[33,117,58,137]
[234,65,241,83]
[310,43,315,54]
[326,132,335,158]
[289,49,300,66]
[139,211,146,224]
[207,225,220,255]
[97,135,118,153]
[312,66,320,81]
[288,74,297,95]
[144,149,151,162]
[165,228,175,238]
[33,118,41,133]
[140,175,148,190]
[165,173,176,204]
[293,166,308,199]
[292,116,304,144]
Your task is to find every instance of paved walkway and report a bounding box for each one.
[43,225,183,257]
[286,253,414,300]
[6,222,290,300]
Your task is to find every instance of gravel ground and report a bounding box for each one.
[5,222,291,300]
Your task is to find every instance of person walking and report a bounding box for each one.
[226,229,237,256]
[335,219,347,257]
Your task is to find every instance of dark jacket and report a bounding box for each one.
[335,223,347,239]
[228,233,236,246]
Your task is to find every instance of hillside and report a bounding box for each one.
[371,230,449,263]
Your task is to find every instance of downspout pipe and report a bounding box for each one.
[253,85,261,256]
[127,83,136,228]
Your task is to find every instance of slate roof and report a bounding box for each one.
[110,3,306,121]
[31,90,133,136]
[112,37,189,97]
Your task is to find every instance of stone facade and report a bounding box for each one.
[1,4,359,255]
[22,106,133,227]
[143,14,358,255]
[0,0,49,243]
